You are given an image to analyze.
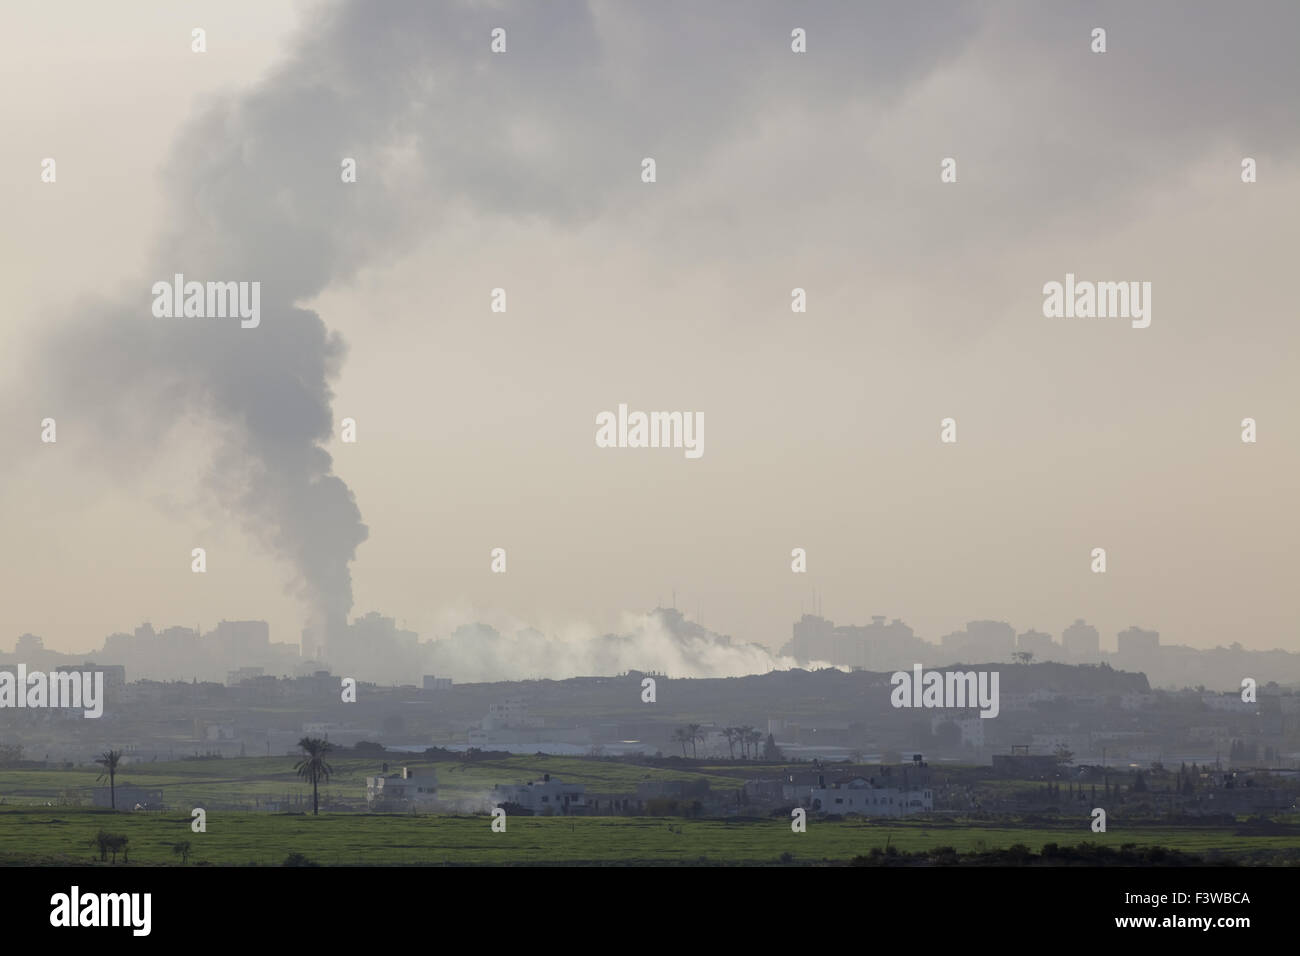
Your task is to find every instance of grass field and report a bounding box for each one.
[3,755,1297,865]
[2,808,1299,866]
[0,754,745,809]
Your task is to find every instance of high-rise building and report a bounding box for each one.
[1016,629,1057,661]
[1116,626,1159,656]
[1061,619,1100,661]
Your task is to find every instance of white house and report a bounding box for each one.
[490,774,586,815]
[365,766,438,810]
[809,776,932,817]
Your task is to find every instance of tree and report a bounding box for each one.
[294,737,334,815]
[95,750,124,809]
[173,840,192,864]
[91,831,128,863]
[1053,744,1074,766]
[686,723,703,759]
[763,733,782,761]
[747,728,764,761]
[1012,651,1033,664]
[723,728,739,760]
[671,728,691,758]
[735,726,753,758]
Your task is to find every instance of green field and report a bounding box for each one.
[2,808,1299,866]
[3,755,1297,865]
[0,754,745,810]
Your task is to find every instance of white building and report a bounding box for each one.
[204,722,236,741]
[809,777,932,817]
[481,698,542,731]
[365,766,438,810]
[490,774,586,815]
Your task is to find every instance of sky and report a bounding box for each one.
[1,0,1297,665]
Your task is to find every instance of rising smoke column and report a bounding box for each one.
[18,1,971,638]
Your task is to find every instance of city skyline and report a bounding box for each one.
[4,1,1297,665]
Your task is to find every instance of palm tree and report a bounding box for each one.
[747,728,763,761]
[723,728,739,760]
[294,737,334,815]
[173,840,192,864]
[736,725,755,758]
[95,750,124,809]
[686,723,703,759]
[671,728,691,758]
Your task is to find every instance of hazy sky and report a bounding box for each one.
[2,0,1297,661]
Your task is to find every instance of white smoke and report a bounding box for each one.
[421,607,814,682]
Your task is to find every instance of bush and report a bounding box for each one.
[91,830,129,863]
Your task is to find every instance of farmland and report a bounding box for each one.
[2,754,1297,865]
[2,808,1299,866]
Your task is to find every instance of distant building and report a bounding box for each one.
[941,621,1016,663]
[1016,629,1057,662]
[782,614,927,671]
[422,675,453,691]
[1201,692,1256,714]
[53,663,127,689]
[202,721,236,741]
[809,776,932,816]
[208,620,270,660]
[491,774,586,815]
[1062,619,1101,662]
[1117,626,1160,656]
[365,766,438,810]
[480,698,540,731]
[227,666,265,686]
